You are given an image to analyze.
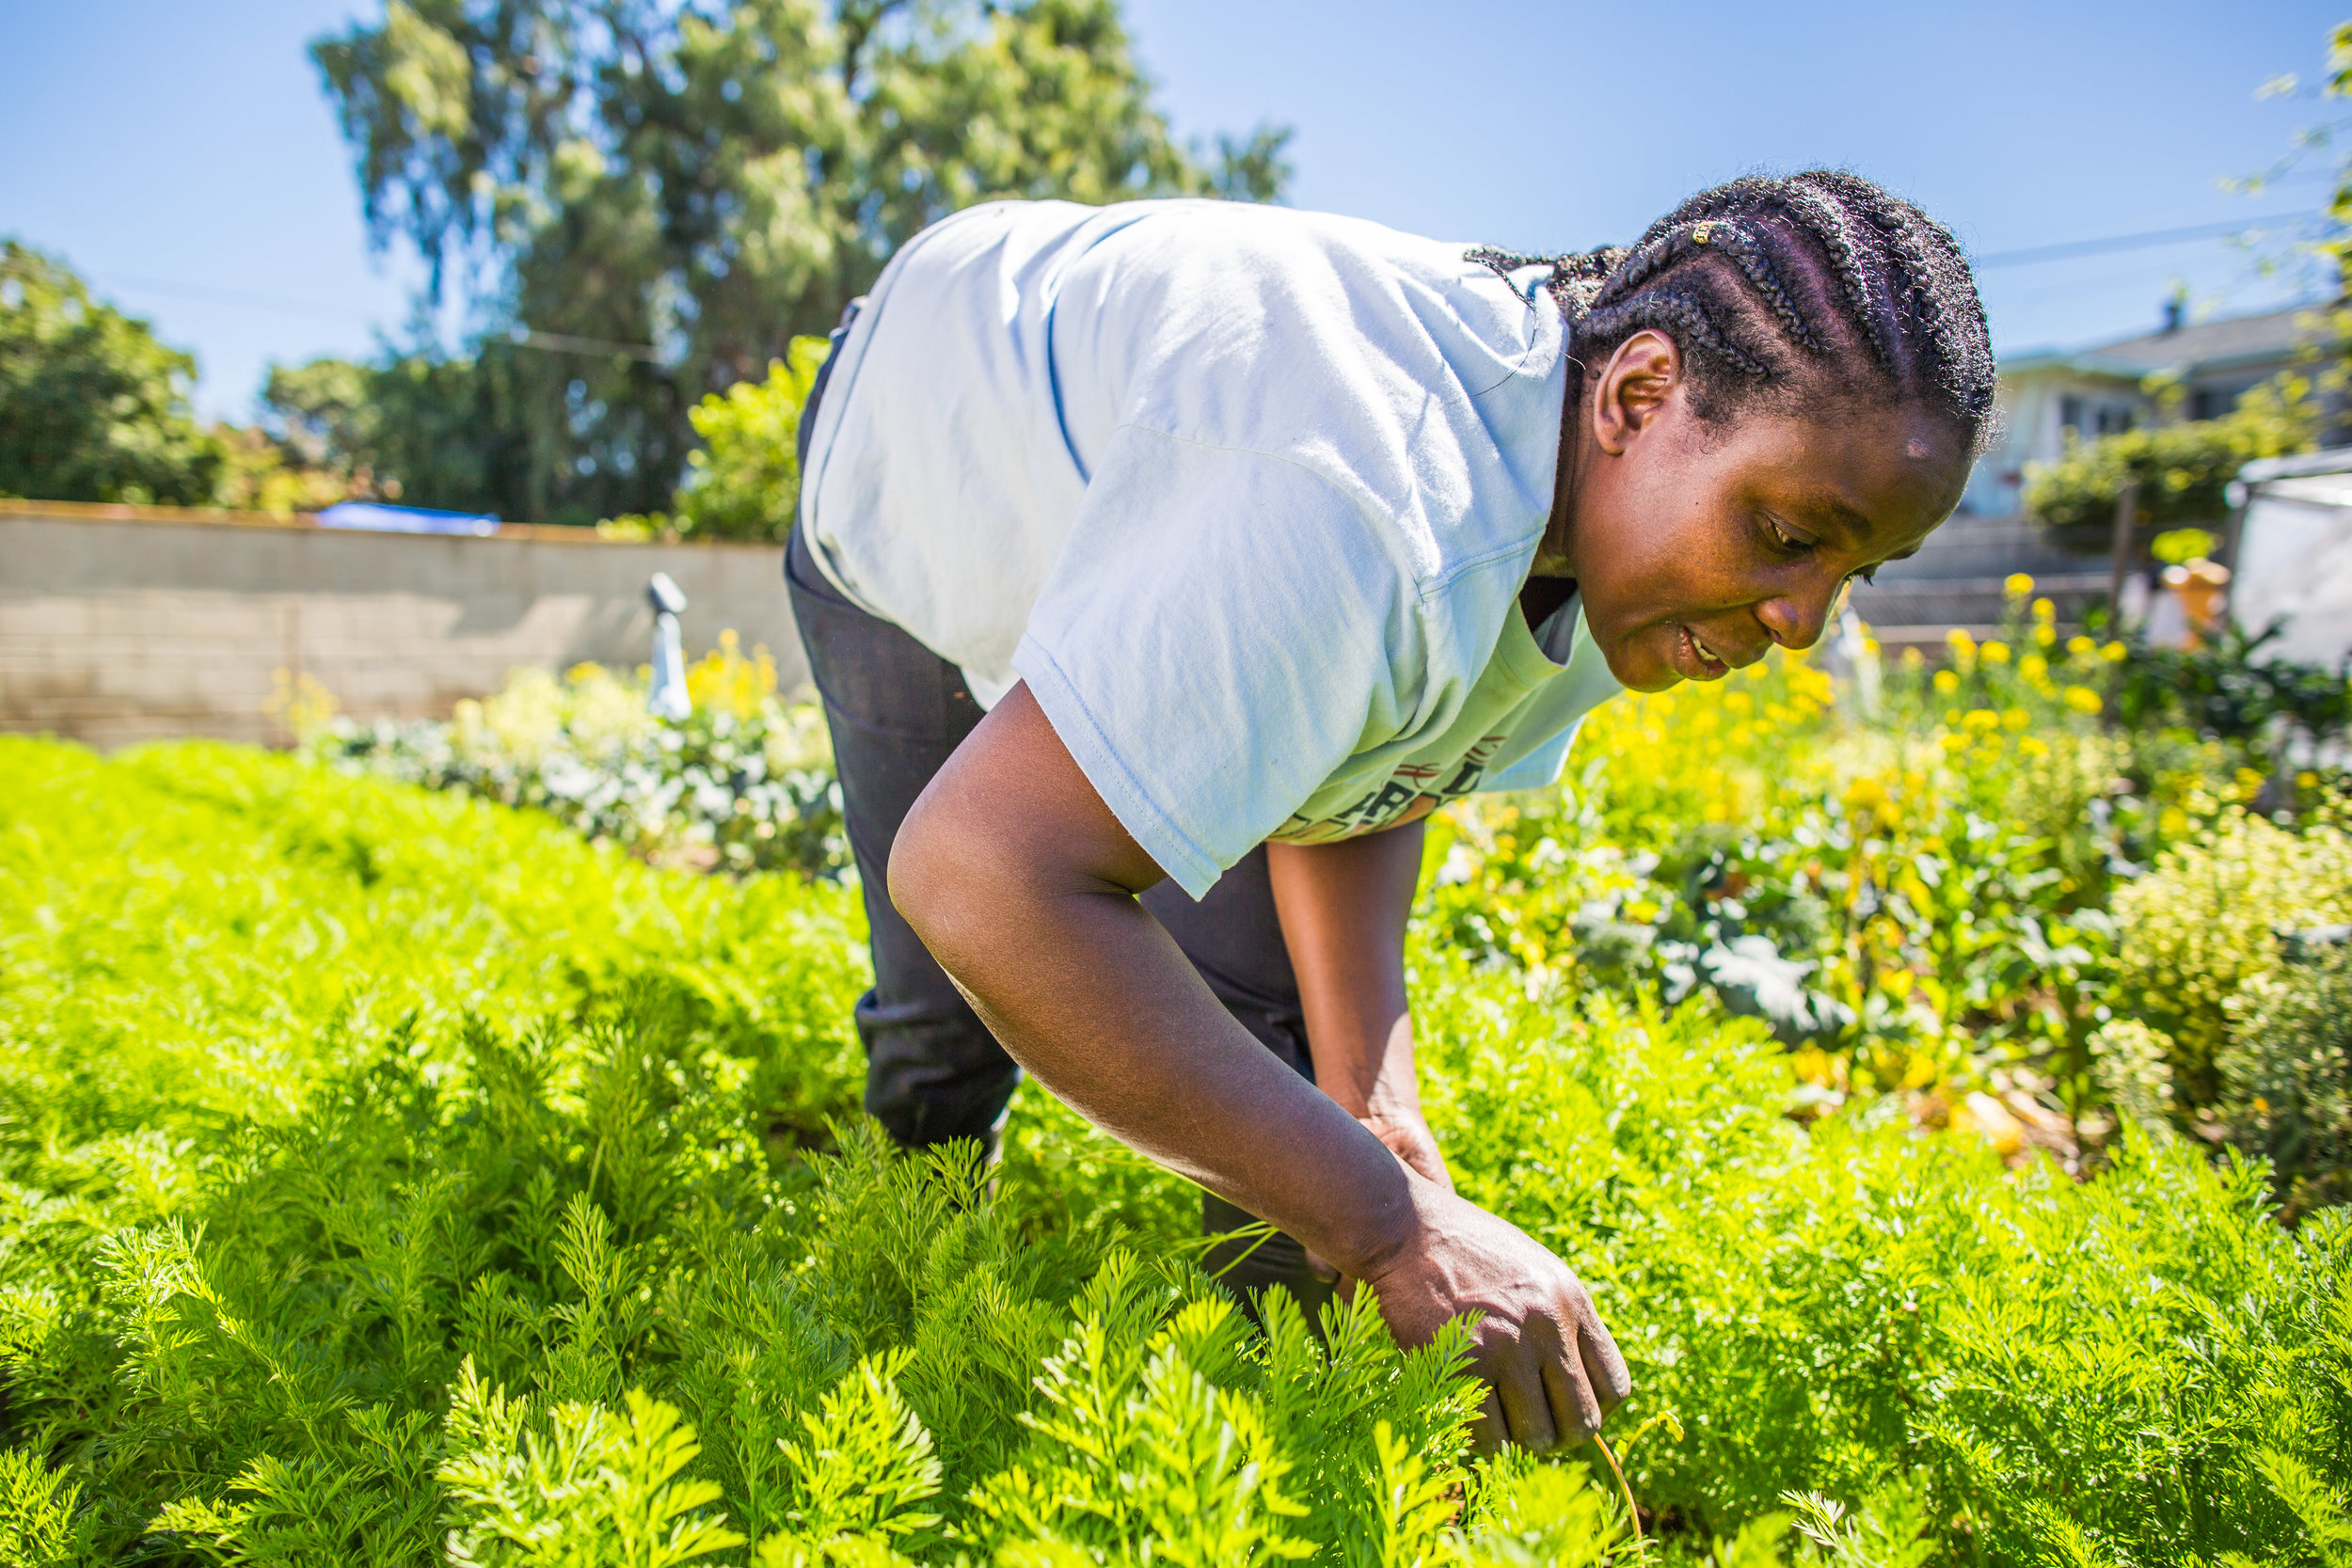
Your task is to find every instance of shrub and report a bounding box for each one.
[2226,941,2352,1220]
[2113,808,2352,1108]
[2021,390,2314,534]
[2106,622,2352,760]
[304,638,846,879]
[669,341,832,544]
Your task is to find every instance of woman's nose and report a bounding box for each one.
[1756,592,1831,652]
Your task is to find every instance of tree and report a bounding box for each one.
[309,0,1290,524]
[262,349,540,518]
[0,241,226,506]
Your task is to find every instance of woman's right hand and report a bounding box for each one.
[1355,1176,1632,1453]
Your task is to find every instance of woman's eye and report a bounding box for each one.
[1767,517,1811,554]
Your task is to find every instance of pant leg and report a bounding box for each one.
[787,528,1018,1148]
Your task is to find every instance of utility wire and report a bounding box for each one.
[92,211,2338,345]
[95,271,369,322]
[1975,212,2323,268]
[92,271,662,359]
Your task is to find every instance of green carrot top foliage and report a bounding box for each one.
[0,737,2348,1565]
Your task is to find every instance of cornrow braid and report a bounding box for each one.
[1472,170,1998,451]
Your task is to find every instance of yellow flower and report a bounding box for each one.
[1900,647,1925,671]
[1947,627,1978,659]
[2101,641,2128,662]
[2002,706,2031,731]
[1932,670,1961,695]
[1843,776,1890,823]
[1963,709,2001,733]
[2032,596,2056,622]
[2005,572,2035,598]
[2020,735,2049,756]
[2067,635,2097,657]
[2063,686,2104,715]
[1980,641,2011,665]
[2021,654,2048,681]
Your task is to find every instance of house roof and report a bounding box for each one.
[2003,303,2334,384]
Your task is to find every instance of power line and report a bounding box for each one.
[93,212,2337,347]
[1975,212,2323,268]
[95,270,371,322]
[92,271,662,360]
[506,327,663,362]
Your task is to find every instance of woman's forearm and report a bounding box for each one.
[1266,821,1425,1121]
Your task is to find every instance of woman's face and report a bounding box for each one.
[1562,331,1973,694]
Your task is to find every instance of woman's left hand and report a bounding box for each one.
[1361,1107,1453,1192]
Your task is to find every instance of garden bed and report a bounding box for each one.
[1,737,2345,1564]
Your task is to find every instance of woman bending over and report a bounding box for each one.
[787,169,1996,1452]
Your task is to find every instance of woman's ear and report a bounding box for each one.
[1590,330,1682,456]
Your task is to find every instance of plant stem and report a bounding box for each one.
[1594,1432,1644,1548]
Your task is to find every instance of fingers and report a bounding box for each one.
[1492,1351,1559,1452]
[1405,1148,1453,1192]
[1471,1386,1507,1455]
[1580,1308,1634,1410]
[1540,1338,1603,1445]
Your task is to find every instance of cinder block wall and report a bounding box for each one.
[0,501,811,750]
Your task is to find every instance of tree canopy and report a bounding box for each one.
[306,0,1290,523]
[0,242,227,506]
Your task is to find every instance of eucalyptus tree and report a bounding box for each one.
[310,0,1288,522]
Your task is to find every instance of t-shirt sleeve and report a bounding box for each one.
[1012,425,1422,898]
[1478,727,1577,795]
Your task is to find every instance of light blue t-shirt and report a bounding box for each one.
[800,198,1622,898]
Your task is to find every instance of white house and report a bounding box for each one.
[1963,301,2329,518]
[1848,301,2338,645]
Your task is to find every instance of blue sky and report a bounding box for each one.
[3,0,2343,420]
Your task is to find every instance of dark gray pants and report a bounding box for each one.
[785,526,1331,1310]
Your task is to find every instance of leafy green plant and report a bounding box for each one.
[0,241,227,506]
[306,641,848,879]
[668,341,832,544]
[2021,391,2315,534]
[2114,806,2352,1106]
[2226,940,2352,1220]
[2106,622,2352,761]
[4,736,2350,1565]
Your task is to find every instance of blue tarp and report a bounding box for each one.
[316,502,501,536]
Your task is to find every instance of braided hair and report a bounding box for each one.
[1470,170,1998,453]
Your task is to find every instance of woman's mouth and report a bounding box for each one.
[1674,624,1729,681]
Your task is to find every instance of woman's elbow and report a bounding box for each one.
[886,784,961,945]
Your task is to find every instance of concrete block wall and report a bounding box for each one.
[0,500,811,750]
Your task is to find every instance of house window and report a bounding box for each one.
[2060,395,2084,436]
[2189,381,2257,422]
[2093,404,2136,436]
